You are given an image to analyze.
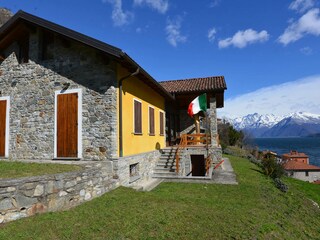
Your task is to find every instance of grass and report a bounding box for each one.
[0,161,82,179]
[0,155,319,239]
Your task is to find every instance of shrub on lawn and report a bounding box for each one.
[260,153,288,192]
[261,153,284,179]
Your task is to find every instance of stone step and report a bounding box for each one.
[156,162,176,166]
[153,172,176,176]
[154,166,177,171]
[159,157,175,160]
[158,157,176,161]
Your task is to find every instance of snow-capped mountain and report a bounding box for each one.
[231,113,283,129]
[227,112,320,138]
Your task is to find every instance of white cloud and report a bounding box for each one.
[209,0,221,8]
[300,46,313,54]
[208,28,217,42]
[134,0,169,14]
[103,0,134,26]
[165,17,187,47]
[218,75,320,118]
[218,29,269,49]
[289,0,316,13]
[278,8,320,45]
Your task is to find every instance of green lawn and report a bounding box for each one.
[0,156,319,239]
[0,161,82,179]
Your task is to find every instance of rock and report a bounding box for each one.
[0,198,14,211]
[34,184,44,196]
[84,192,91,200]
[14,194,38,208]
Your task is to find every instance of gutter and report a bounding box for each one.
[119,67,140,157]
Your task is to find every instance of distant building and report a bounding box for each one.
[282,150,309,164]
[282,159,320,183]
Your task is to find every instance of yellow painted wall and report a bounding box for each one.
[118,66,166,156]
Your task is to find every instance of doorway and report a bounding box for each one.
[191,155,206,176]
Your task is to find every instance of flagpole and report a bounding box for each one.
[194,114,200,145]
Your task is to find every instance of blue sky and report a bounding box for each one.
[1,0,320,117]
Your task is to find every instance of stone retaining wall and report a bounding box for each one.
[0,162,118,223]
[113,150,161,187]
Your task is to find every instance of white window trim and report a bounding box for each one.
[148,105,155,135]
[0,96,10,158]
[133,98,142,134]
[54,89,82,159]
[159,110,165,136]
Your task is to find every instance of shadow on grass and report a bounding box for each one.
[250,168,264,175]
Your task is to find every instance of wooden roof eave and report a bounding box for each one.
[119,52,175,102]
[0,10,175,102]
[0,10,123,59]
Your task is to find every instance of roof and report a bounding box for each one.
[160,76,227,94]
[283,160,320,171]
[0,10,174,101]
[282,151,308,158]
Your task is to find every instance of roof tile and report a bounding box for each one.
[160,76,227,94]
[283,160,320,171]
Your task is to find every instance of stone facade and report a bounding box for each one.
[0,162,118,223]
[287,170,320,183]
[0,28,118,161]
[179,97,218,147]
[113,150,161,186]
[207,97,218,146]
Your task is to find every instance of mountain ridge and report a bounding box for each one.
[227,112,320,138]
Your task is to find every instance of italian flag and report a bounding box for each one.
[187,93,207,117]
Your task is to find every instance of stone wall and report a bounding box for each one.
[207,97,218,146]
[0,162,118,223]
[0,28,118,160]
[179,96,218,147]
[288,170,320,183]
[113,150,161,187]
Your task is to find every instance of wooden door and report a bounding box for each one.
[0,100,7,157]
[57,93,78,158]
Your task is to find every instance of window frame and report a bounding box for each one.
[148,106,155,136]
[133,99,142,135]
[159,110,165,136]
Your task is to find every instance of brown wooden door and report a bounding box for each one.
[0,100,7,157]
[57,93,78,158]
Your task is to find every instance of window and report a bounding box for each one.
[160,111,164,136]
[305,171,309,177]
[149,107,155,135]
[134,100,142,134]
[129,163,140,183]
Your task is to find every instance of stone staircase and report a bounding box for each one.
[152,147,180,178]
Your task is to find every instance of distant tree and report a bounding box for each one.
[228,125,243,146]
[218,120,244,148]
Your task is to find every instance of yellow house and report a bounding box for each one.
[120,69,166,156]
[0,11,226,187]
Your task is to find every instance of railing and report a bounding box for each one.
[175,134,211,174]
[205,154,212,175]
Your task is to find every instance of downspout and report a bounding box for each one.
[119,67,140,157]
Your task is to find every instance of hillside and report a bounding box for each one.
[0,155,319,239]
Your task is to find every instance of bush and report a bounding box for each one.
[274,178,288,192]
[261,153,285,179]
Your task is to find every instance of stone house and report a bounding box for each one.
[283,160,320,183]
[282,150,309,164]
[0,11,226,186]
